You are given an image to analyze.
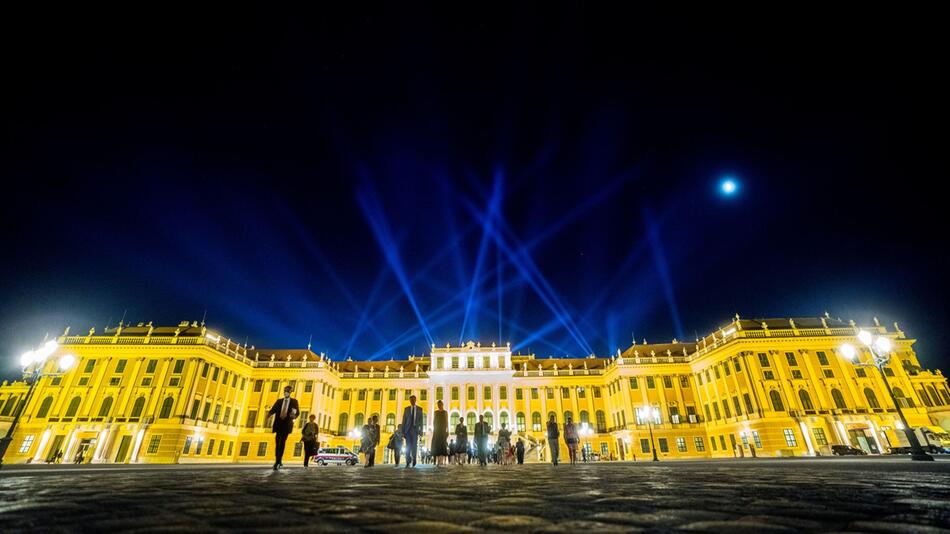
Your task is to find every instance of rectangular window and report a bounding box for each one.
[218,440,225,455]
[116,360,127,373]
[195,438,204,455]
[714,366,721,379]
[190,399,201,419]
[183,436,193,454]
[640,438,650,453]
[883,367,895,377]
[663,376,673,388]
[680,376,690,388]
[764,370,775,380]
[743,393,754,414]
[270,380,279,392]
[84,359,96,373]
[207,440,216,455]
[500,387,508,400]
[676,437,687,452]
[146,435,161,454]
[419,390,427,401]
[713,403,721,420]
[173,359,184,374]
[752,431,762,448]
[561,387,570,399]
[758,353,770,368]
[658,438,669,453]
[697,373,703,386]
[783,428,798,447]
[594,387,602,398]
[484,386,492,400]
[694,437,706,451]
[246,410,257,427]
[466,356,475,369]
[146,360,158,374]
[254,380,263,392]
[257,442,268,456]
[813,428,828,446]
[723,363,731,376]
[734,359,742,373]
[577,387,585,398]
[856,368,867,377]
[373,389,381,401]
[201,363,209,378]
[711,436,717,450]
[51,376,62,386]
[389,389,396,401]
[483,356,491,368]
[547,388,554,399]
[630,377,639,389]
[823,369,834,378]
[304,381,313,393]
[358,390,366,401]
[212,405,221,423]
[516,388,523,400]
[343,389,351,400]
[451,356,459,369]
[436,388,443,401]
[817,351,829,366]
[202,402,211,420]
[722,400,731,418]
[468,387,476,401]
[791,370,803,379]
[719,435,726,450]
[294,442,303,457]
[646,376,655,389]
[786,352,798,366]
[109,377,121,386]
[239,442,250,456]
[732,396,742,416]
[227,441,233,456]
[141,377,152,387]
[223,407,231,424]
[704,404,711,422]
[532,388,539,399]
[18,435,34,453]
[169,377,180,387]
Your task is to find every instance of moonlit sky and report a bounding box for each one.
[2,7,948,379]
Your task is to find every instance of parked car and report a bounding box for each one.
[888,444,946,455]
[314,446,359,466]
[831,445,867,456]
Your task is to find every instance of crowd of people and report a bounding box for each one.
[268,387,587,470]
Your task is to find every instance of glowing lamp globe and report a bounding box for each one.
[59,354,76,371]
[857,330,873,346]
[874,336,892,354]
[840,343,857,361]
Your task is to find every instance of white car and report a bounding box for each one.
[314,446,359,466]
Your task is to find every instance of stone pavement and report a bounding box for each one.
[2,458,950,532]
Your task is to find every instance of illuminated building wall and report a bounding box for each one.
[1,317,948,464]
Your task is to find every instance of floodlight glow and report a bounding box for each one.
[36,340,58,360]
[840,343,857,361]
[857,330,873,346]
[19,350,35,368]
[59,354,76,371]
[874,336,892,353]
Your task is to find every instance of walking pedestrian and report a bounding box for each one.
[361,414,380,467]
[516,438,525,464]
[546,413,560,466]
[268,385,299,470]
[302,414,319,467]
[432,400,449,466]
[474,414,490,466]
[401,395,423,468]
[564,416,579,465]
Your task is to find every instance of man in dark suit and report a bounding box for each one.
[474,414,490,466]
[268,385,299,470]
[400,395,423,467]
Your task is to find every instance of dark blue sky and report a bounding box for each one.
[3,6,948,379]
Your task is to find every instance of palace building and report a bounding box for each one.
[1,316,949,465]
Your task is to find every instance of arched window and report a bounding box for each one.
[499,411,509,427]
[65,396,82,418]
[892,387,914,408]
[130,397,146,418]
[547,411,557,423]
[564,410,574,423]
[918,388,933,407]
[98,397,114,418]
[159,397,174,419]
[864,388,880,409]
[483,411,492,428]
[927,386,943,406]
[595,410,606,433]
[354,413,364,428]
[1,396,19,416]
[36,396,54,418]
[580,410,590,425]
[386,413,396,432]
[798,390,814,411]
[769,390,785,412]
[450,412,460,428]
[831,388,847,410]
[338,413,349,434]
[516,412,526,432]
[467,412,476,432]
[532,412,542,432]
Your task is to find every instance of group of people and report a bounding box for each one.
[268,387,585,470]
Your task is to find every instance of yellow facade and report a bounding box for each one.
[2,316,949,465]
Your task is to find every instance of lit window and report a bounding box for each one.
[18,435,34,453]
[783,428,798,447]
[676,437,687,452]
[813,428,828,446]
[693,437,706,451]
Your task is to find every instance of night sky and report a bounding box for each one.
[3,7,948,380]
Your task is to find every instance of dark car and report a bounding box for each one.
[831,445,867,456]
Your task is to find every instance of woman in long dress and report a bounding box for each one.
[496,422,512,465]
[454,418,469,465]
[431,400,449,466]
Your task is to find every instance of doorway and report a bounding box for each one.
[114,435,132,463]
[45,435,65,463]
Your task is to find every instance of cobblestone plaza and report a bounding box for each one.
[2,458,949,532]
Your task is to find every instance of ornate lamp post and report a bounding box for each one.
[637,405,660,462]
[840,330,934,461]
[0,341,76,467]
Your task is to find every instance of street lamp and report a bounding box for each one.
[0,341,76,467]
[840,331,934,461]
[637,405,660,462]
[579,422,593,462]
[347,428,362,454]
